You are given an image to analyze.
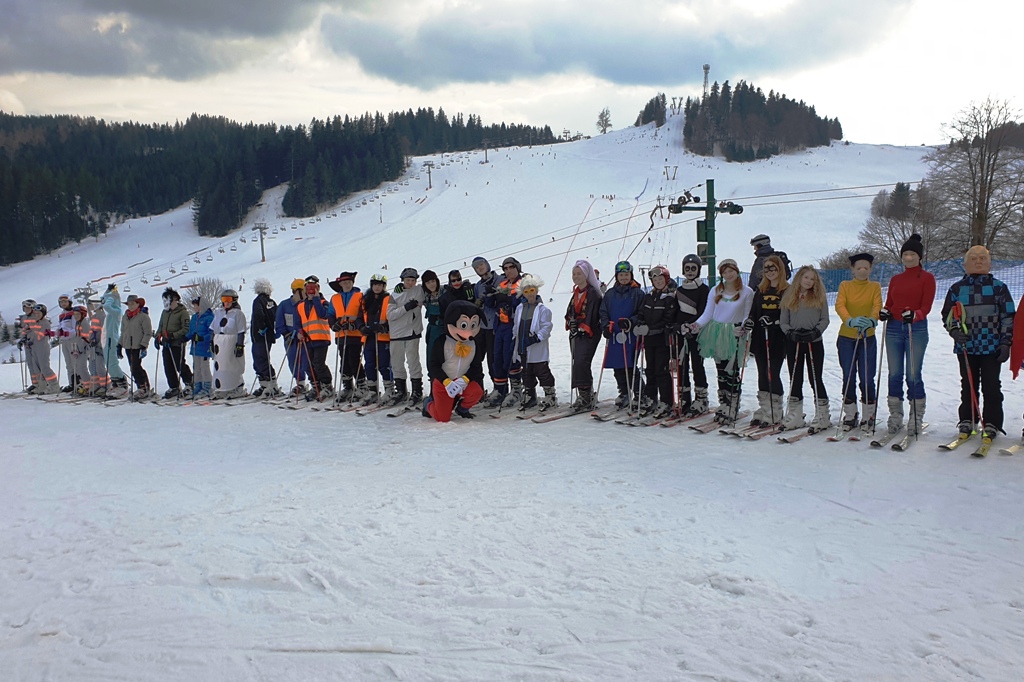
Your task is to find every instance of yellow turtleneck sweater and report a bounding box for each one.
[835,278,882,339]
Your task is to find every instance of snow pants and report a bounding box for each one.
[85,343,108,392]
[252,336,275,381]
[60,337,76,382]
[492,323,521,388]
[336,336,364,382]
[301,342,331,392]
[958,352,1004,431]
[363,337,393,383]
[26,342,57,388]
[102,337,125,380]
[523,361,555,391]
[643,342,673,405]
[390,337,422,381]
[427,379,484,422]
[162,343,193,390]
[68,338,89,386]
[192,356,212,386]
[125,348,150,390]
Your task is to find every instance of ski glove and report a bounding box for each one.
[878,308,892,322]
[16,340,24,350]
[788,329,815,344]
[116,344,124,359]
[404,299,420,311]
[603,323,613,339]
[330,319,345,332]
[742,318,755,332]
[734,323,749,338]
[997,344,1011,364]
[617,317,632,332]
[525,333,541,347]
[567,319,579,336]
[847,316,876,331]
[234,344,244,358]
[633,324,649,336]
[140,348,148,359]
[153,337,162,349]
[758,315,776,327]
[948,327,968,346]
[901,309,915,323]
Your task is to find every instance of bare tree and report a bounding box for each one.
[185,276,224,311]
[925,97,1024,254]
[596,108,612,135]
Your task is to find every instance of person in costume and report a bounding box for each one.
[423,300,486,422]
[155,287,193,399]
[565,259,603,411]
[99,284,128,396]
[211,289,247,399]
[187,295,215,399]
[120,294,154,397]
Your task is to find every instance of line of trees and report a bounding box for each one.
[0,109,560,266]
[634,94,667,128]
[820,98,1024,269]
[683,80,843,161]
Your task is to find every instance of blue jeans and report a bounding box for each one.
[885,321,927,400]
[837,334,876,404]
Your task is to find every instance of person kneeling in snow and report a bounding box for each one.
[423,300,486,422]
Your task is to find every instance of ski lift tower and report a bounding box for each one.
[703,64,710,101]
[252,222,268,263]
[667,179,743,285]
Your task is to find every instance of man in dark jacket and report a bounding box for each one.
[749,234,792,286]
[251,278,282,397]
[155,287,193,399]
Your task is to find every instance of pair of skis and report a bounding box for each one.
[866,424,927,451]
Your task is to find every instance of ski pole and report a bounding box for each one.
[19,343,26,391]
[732,331,752,423]
[300,336,318,402]
[593,338,609,406]
[622,334,632,409]
[167,342,184,401]
[152,340,161,399]
[834,333,862,439]
[678,331,691,417]
[869,322,887,437]
[906,315,918,440]
[960,344,982,432]
[334,331,347,397]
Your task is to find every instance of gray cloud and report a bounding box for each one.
[322,0,913,89]
[0,0,346,79]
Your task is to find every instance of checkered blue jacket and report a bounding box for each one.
[940,274,1015,355]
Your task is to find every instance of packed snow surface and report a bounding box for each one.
[3,116,1023,681]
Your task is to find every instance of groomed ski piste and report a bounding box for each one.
[3,114,1024,681]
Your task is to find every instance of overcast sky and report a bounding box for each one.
[0,0,1019,145]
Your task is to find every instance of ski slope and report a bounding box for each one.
[4,116,1024,681]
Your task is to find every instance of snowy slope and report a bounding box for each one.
[4,115,1024,682]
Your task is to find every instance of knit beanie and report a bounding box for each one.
[900,233,924,259]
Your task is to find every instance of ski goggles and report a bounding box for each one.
[649,267,667,279]
[615,261,632,273]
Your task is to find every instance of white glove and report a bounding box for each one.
[633,324,649,337]
[445,376,467,398]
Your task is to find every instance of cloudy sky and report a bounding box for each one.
[0,0,1019,145]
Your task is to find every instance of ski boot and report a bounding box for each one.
[539,386,558,411]
[782,397,805,430]
[886,396,904,434]
[841,401,858,432]
[409,378,424,406]
[750,390,770,427]
[809,398,832,432]
[519,388,538,411]
[685,387,709,418]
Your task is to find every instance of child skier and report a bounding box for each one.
[512,274,556,411]
[565,259,603,411]
[188,296,214,399]
[386,267,425,406]
[599,261,645,409]
[296,275,333,401]
[277,278,311,397]
[69,306,90,395]
[120,294,154,398]
[689,259,754,425]
[941,245,1014,445]
[55,294,78,392]
[155,287,193,399]
[211,289,247,399]
[675,254,711,416]
[779,265,831,431]
[746,254,789,427]
[878,234,935,436]
[360,274,393,404]
[249,278,281,398]
[635,265,679,418]
[82,297,109,397]
[20,303,60,394]
[834,253,882,431]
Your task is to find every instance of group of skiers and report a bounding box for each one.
[12,232,1024,445]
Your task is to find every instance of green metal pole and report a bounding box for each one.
[705,179,716,286]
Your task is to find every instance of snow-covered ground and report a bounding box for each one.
[3,116,1024,681]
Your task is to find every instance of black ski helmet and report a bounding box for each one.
[682,254,703,271]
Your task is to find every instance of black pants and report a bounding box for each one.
[570,333,600,389]
[958,353,1004,431]
[523,361,555,390]
[304,343,332,391]
[162,343,193,389]
[644,342,673,405]
[337,336,365,381]
[752,327,787,394]
[787,340,828,400]
[715,358,742,395]
[614,367,643,397]
[479,328,496,382]
[126,348,150,390]
[678,334,708,389]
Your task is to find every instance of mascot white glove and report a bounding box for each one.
[444,376,468,398]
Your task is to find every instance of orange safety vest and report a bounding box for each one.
[297,300,331,342]
[329,291,365,339]
[498,277,521,324]
[362,296,391,342]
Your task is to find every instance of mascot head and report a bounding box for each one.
[446,300,481,342]
[964,245,991,276]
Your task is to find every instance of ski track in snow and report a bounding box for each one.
[2,118,1024,680]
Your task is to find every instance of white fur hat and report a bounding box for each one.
[519,274,545,292]
[254,278,273,295]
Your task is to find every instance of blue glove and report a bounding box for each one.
[258,328,267,336]
[140,347,148,359]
